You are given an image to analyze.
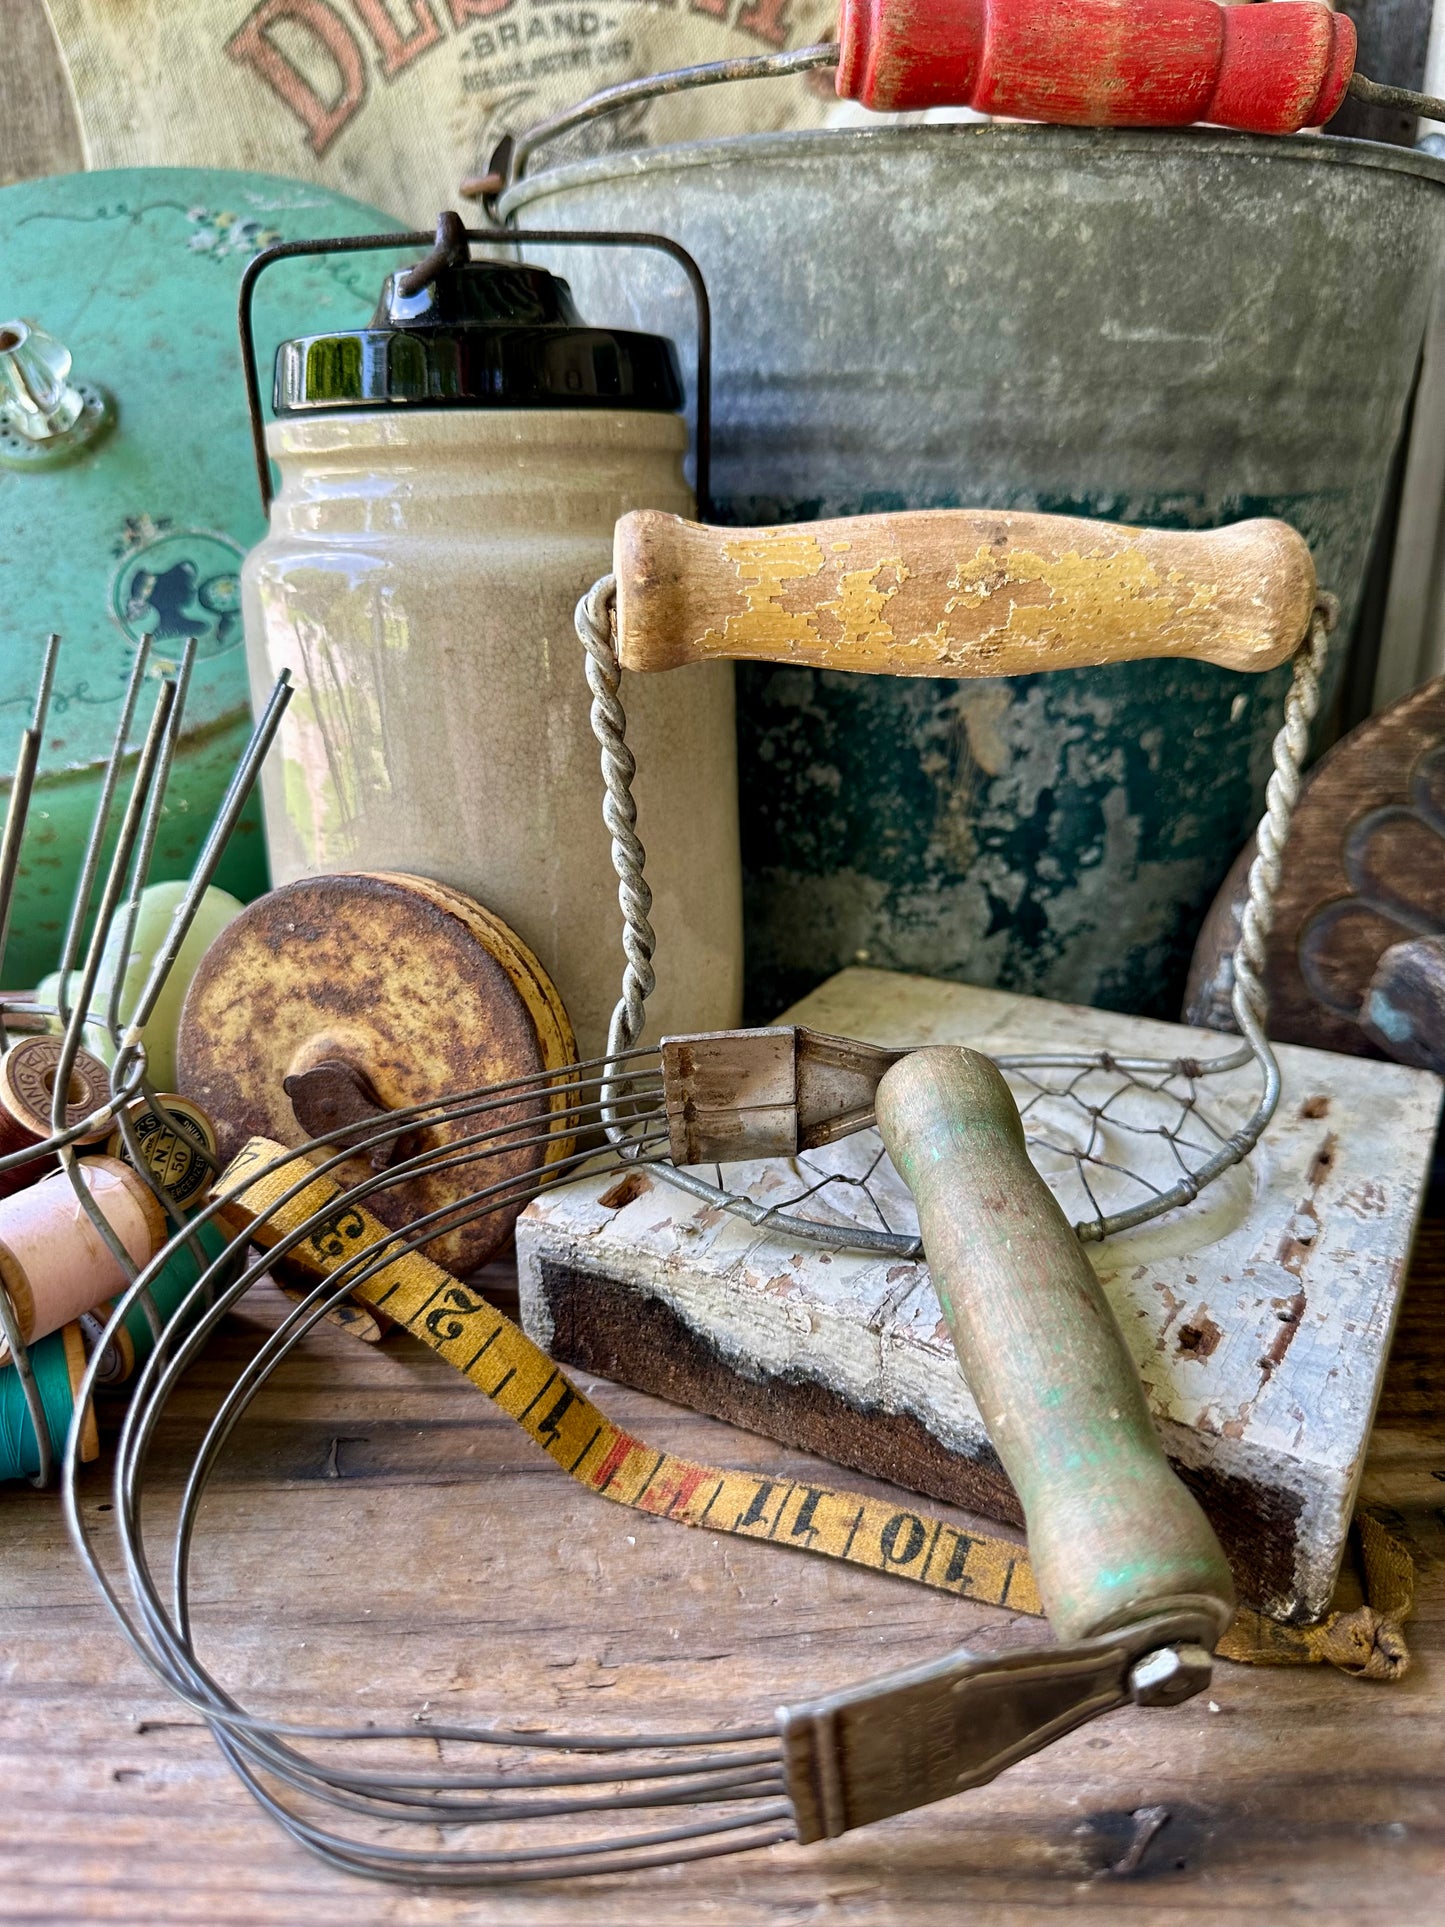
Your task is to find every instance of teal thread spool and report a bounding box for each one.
[0,1322,95,1481]
[110,1217,233,1380]
[1,1218,233,1479]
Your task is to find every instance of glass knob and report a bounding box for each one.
[0,319,85,442]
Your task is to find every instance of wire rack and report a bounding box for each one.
[675,1044,1261,1255]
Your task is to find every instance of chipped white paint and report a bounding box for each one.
[517,968,1442,1622]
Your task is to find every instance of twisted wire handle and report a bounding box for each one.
[1231,598,1334,1040]
[578,577,655,1142]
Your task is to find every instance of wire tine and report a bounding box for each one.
[104,639,196,1046]
[0,731,42,1052]
[53,676,176,1126]
[151,1143,669,1595]
[63,1104,801,1887]
[54,634,153,1032]
[30,631,61,733]
[89,643,217,1297]
[118,671,291,1047]
[289,1046,663,1141]
[0,634,63,1042]
[256,1747,784,1802]
[182,1054,664,1190]
[0,1275,54,1488]
[53,678,178,1291]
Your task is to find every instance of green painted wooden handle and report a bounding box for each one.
[875,1047,1235,1644]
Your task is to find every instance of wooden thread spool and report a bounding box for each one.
[0,1157,166,1364]
[0,1322,98,1481]
[77,1306,134,1389]
[0,1035,112,1200]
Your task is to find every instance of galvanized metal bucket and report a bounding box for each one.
[502,124,1445,1021]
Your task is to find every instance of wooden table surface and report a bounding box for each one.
[2,1220,1443,1927]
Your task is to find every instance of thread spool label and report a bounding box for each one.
[0,1036,111,1139]
[107,1097,217,1211]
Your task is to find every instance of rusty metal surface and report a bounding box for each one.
[175,872,572,1274]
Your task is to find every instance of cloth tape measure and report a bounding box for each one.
[219,1137,1412,1678]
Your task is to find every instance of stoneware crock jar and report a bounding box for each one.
[242,235,741,1056]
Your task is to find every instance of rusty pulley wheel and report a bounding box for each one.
[175,872,575,1272]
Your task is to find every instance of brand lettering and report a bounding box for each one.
[226,1,369,154]
[446,0,511,18]
[737,0,791,48]
[229,0,805,151]
[350,0,444,78]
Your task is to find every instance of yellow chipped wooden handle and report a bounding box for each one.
[613,508,1316,678]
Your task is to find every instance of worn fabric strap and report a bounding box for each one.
[218,1139,1411,1678]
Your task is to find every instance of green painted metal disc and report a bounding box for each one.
[0,168,412,985]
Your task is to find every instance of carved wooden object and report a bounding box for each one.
[1359,933,1445,1073]
[1185,675,1445,1056]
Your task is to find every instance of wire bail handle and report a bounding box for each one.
[474,8,1445,201]
[477,45,840,203]
[238,215,714,518]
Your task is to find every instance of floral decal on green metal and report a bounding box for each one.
[109,516,245,663]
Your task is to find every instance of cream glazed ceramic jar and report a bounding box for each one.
[242,250,741,1058]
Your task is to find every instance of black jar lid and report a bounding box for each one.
[273,229,682,416]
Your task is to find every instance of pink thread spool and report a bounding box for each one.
[0,1037,112,1200]
[0,1157,166,1364]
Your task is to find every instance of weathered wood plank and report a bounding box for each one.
[0,1,85,185]
[0,1254,1443,1922]
[519,968,1442,1623]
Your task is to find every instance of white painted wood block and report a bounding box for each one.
[517,968,1442,1622]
